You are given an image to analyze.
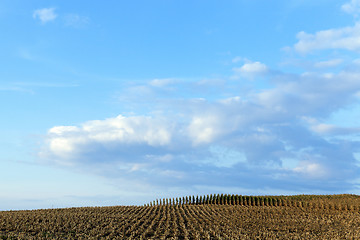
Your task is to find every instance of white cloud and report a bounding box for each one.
[40,115,177,165]
[40,65,360,190]
[49,126,80,135]
[32,9,89,27]
[314,59,343,68]
[38,11,360,193]
[294,23,360,53]
[149,78,174,87]
[33,8,57,24]
[310,123,336,134]
[304,120,360,135]
[238,61,268,74]
[293,161,329,179]
[232,61,269,79]
[219,96,241,104]
[293,0,360,53]
[342,0,360,16]
[187,116,221,145]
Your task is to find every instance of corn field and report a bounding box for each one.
[145,193,360,207]
[1,194,360,239]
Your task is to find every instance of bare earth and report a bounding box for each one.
[1,194,359,239]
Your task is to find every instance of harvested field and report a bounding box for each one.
[1,194,360,239]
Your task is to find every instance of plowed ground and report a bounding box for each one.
[1,203,360,239]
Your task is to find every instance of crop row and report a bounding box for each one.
[1,194,359,239]
[146,194,360,209]
[1,203,360,239]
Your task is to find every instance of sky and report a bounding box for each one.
[1,0,360,210]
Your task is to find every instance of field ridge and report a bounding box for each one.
[1,194,360,239]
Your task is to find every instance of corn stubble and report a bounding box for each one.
[1,194,360,239]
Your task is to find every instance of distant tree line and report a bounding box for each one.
[145,194,298,207]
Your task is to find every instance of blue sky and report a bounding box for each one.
[2,0,360,210]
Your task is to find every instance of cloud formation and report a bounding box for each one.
[33,8,89,28]
[293,0,360,54]
[39,0,360,194]
[33,8,57,24]
[294,23,360,53]
[40,63,360,193]
[313,59,343,68]
[342,0,360,16]
[232,61,269,79]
